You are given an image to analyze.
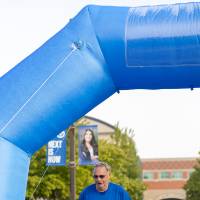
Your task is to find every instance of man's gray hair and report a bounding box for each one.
[93,162,111,174]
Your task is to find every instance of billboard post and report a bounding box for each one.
[69,126,76,200]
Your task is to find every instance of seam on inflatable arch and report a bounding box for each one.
[0,48,77,138]
[0,135,31,158]
[124,7,133,68]
[86,5,120,93]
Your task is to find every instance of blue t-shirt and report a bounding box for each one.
[79,182,132,200]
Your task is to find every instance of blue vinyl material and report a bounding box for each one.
[0,137,30,200]
[126,4,200,67]
[0,2,200,199]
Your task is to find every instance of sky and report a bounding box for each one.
[0,0,200,159]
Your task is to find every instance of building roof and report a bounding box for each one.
[142,157,198,170]
[84,116,115,130]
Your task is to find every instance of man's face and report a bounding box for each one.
[93,166,110,192]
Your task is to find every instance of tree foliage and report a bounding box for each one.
[26,123,146,200]
[26,147,69,200]
[184,153,200,200]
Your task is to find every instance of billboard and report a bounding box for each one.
[78,125,99,165]
[46,131,66,166]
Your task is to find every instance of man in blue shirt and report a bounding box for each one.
[79,162,132,200]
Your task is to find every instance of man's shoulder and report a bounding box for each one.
[82,183,96,192]
[109,182,125,190]
[79,184,96,200]
[109,182,131,199]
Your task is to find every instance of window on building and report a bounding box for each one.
[143,172,154,180]
[160,171,170,179]
[171,171,183,179]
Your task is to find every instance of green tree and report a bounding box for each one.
[26,123,146,200]
[26,147,69,200]
[184,153,200,200]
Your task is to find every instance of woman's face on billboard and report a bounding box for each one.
[84,130,93,142]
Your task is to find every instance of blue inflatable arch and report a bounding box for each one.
[0,2,200,199]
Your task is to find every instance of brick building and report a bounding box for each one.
[141,157,198,200]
